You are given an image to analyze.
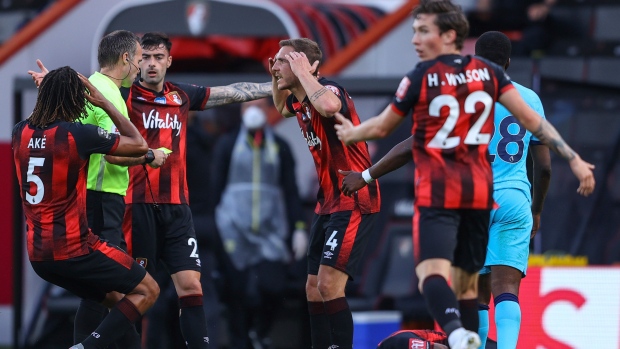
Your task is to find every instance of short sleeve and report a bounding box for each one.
[175,82,210,110]
[527,90,546,144]
[323,84,350,115]
[391,67,423,117]
[66,123,120,159]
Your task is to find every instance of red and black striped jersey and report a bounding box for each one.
[122,81,210,205]
[12,120,120,261]
[286,78,380,214]
[391,54,514,209]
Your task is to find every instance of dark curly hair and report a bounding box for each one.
[28,66,91,128]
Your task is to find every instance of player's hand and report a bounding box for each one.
[334,112,355,145]
[339,169,366,197]
[285,51,319,77]
[531,213,541,240]
[27,59,48,88]
[79,73,109,108]
[292,228,308,261]
[148,149,169,169]
[568,155,595,196]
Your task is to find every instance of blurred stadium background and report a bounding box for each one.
[1,0,619,348]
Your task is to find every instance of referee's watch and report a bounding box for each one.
[144,149,155,164]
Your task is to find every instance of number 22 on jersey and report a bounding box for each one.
[427,91,493,149]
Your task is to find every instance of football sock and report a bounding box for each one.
[495,293,521,349]
[179,294,210,349]
[73,299,107,344]
[80,297,141,349]
[422,275,462,336]
[458,298,479,332]
[325,297,353,349]
[114,324,141,349]
[308,301,331,349]
[478,304,490,348]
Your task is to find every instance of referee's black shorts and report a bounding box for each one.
[86,190,127,251]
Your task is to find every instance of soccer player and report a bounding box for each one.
[28,30,166,348]
[377,329,448,349]
[269,38,381,349]
[334,1,594,348]
[340,30,553,349]
[475,31,552,349]
[117,32,273,349]
[13,66,160,349]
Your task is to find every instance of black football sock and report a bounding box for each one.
[74,299,107,344]
[422,275,463,336]
[113,323,142,349]
[325,297,353,349]
[458,298,479,332]
[179,294,210,348]
[80,297,141,349]
[308,301,331,349]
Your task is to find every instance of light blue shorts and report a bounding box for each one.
[480,188,532,276]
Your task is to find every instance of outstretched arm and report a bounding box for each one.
[499,89,594,196]
[334,104,404,145]
[205,82,272,109]
[340,136,413,196]
[530,144,551,239]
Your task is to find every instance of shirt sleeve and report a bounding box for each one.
[528,90,546,144]
[68,123,120,159]
[175,82,210,111]
[323,83,350,115]
[391,67,423,117]
[491,62,515,97]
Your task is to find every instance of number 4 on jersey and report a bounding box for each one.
[326,231,338,251]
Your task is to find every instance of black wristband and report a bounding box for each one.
[144,149,155,164]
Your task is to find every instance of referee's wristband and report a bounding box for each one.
[361,169,375,184]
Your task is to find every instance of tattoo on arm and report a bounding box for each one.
[205,82,272,108]
[533,119,576,161]
[309,87,328,102]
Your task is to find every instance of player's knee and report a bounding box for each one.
[142,274,160,306]
[177,275,203,295]
[316,277,339,299]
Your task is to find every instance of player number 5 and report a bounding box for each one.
[427,91,493,149]
[26,157,45,205]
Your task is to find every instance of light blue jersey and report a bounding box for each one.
[482,82,546,276]
[488,82,546,195]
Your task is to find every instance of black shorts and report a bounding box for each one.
[307,208,377,280]
[30,235,146,302]
[86,190,127,251]
[413,206,489,273]
[124,203,201,275]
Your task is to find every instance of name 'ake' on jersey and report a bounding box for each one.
[391,54,514,210]
[489,81,545,196]
[12,120,120,261]
[122,81,210,205]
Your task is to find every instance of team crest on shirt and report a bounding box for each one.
[395,76,411,101]
[409,339,426,349]
[97,127,112,140]
[167,91,183,105]
[325,85,340,96]
[136,258,148,268]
